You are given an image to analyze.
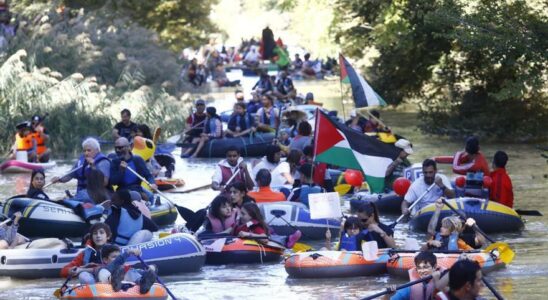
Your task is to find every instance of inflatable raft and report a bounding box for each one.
[0,233,205,279]
[410,197,524,233]
[0,160,56,173]
[259,202,340,240]
[61,283,168,299]
[154,178,185,192]
[180,133,275,158]
[285,250,390,278]
[1,197,177,238]
[202,237,284,265]
[386,250,505,278]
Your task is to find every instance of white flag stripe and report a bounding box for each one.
[357,74,382,106]
[352,150,393,178]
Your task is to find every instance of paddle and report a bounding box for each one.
[334,183,352,196]
[135,255,178,300]
[53,274,73,298]
[126,166,177,205]
[441,198,515,264]
[44,165,84,189]
[482,276,504,300]
[361,269,449,300]
[168,184,211,194]
[389,183,436,229]
[515,209,543,216]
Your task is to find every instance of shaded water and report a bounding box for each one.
[0,73,546,299]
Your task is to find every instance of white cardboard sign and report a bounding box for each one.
[308,192,342,220]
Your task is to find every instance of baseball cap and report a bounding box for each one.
[395,139,413,155]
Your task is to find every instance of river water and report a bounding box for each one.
[0,72,546,299]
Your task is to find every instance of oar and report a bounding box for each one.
[168,184,211,194]
[53,274,73,298]
[389,183,436,229]
[515,209,543,216]
[135,255,178,300]
[361,269,449,300]
[44,165,84,189]
[482,276,504,300]
[441,198,515,264]
[126,166,177,205]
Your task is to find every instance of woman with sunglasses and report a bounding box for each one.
[356,201,396,249]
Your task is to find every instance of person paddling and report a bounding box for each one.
[30,114,51,163]
[26,169,49,200]
[384,251,445,300]
[435,260,484,300]
[211,147,254,192]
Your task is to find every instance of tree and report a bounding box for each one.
[332,0,547,139]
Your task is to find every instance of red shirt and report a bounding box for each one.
[453,151,490,176]
[490,168,514,208]
[233,220,267,236]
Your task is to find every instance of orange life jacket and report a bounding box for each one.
[32,127,48,154]
[15,133,34,151]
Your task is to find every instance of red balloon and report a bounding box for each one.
[455,176,466,188]
[483,176,493,188]
[393,177,412,196]
[344,169,364,187]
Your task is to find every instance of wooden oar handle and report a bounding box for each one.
[482,277,504,300]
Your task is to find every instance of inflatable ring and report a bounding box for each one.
[133,136,156,161]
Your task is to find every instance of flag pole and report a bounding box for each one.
[339,79,347,121]
[356,108,387,129]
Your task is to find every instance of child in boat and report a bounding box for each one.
[384,251,446,300]
[26,169,49,200]
[356,201,396,249]
[233,202,270,244]
[0,211,28,249]
[423,215,474,251]
[325,216,363,251]
[96,244,156,294]
[61,223,112,283]
[195,195,238,237]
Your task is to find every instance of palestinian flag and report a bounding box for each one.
[313,109,401,192]
[339,54,387,108]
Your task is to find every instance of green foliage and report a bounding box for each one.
[332,0,547,140]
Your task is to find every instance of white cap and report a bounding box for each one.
[395,139,413,155]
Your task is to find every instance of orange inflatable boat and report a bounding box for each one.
[202,237,284,265]
[61,283,168,299]
[285,250,391,278]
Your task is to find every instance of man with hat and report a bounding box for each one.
[386,139,413,178]
[183,99,207,143]
[10,121,36,162]
[287,163,325,207]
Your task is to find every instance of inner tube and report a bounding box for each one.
[61,283,168,299]
[183,133,275,158]
[202,237,284,265]
[258,202,340,240]
[285,250,390,278]
[386,251,505,278]
[410,197,524,233]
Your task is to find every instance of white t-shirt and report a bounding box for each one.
[252,158,290,188]
[244,51,260,62]
[404,174,453,212]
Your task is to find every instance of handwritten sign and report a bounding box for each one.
[308,192,342,220]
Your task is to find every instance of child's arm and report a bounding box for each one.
[237,231,269,244]
[426,198,444,239]
[105,248,141,273]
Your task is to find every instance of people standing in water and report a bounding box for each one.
[112,109,138,141]
[182,106,223,158]
[30,114,51,163]
[489,151,514,208]
[211,147,254,192]
[26,169,49,200]
[51,138,111,203]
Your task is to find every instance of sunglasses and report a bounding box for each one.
[115,146,126,150]
[360,216,370,222]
